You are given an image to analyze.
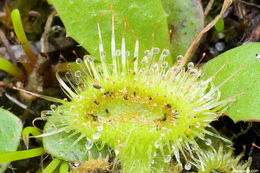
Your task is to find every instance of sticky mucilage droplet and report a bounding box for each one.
[184,163,191,170]
[75,58,82,64]
[93,131,101,140]
[74,70,81,77]
[164,155,171,163]
[85,140,94,150]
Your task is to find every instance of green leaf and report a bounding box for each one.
[0,57,23,80]
[215,17,224,33]
[51,0,171,63]
[203,42,260,122]
[11,9,37,72]
[47,0,53,5]
[161,0,204,61]
[43,113,107,162]
[0,108,23,172]
[43,120,88,162]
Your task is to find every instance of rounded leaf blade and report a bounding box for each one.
[0,108,23,172]
[203,42,260,122]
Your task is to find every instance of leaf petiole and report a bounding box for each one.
[0,147,45,164]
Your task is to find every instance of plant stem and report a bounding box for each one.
[42,158,61,173]
[59,161,69,173]
[0,147,45,164]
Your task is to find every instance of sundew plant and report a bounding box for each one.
[0,0,259,172]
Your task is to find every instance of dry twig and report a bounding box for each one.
[246,22,260,42]
[0,29,17,65]
[235,0,260,9]
[204,0,215,17]
[40,11,57,53]
[180,0,233,67]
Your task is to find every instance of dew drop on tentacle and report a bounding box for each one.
[189,68,198,75]
[74,70,81,78]
[85,140,94,150]
[86,55,94,62]
[195,122,201,128]
[154,140,160,148]
[152,47,160,54]
[141,56,149,64]
[75,58,82,64]
[162,49,169,57]
[152,62,159,72]
[93,131,101,140]
[184,163,192,170]
[205,138,212,146]
[177,55,184,64]
[144,49,150,56]
[187,62,194,70]
[115,149,119,156]
[162,61,168,69]
[164,155,171,163]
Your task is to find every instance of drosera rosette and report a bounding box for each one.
[196,144,252,173]
[16,4,252,173]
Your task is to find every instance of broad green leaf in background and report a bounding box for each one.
[203,42,260,122]
[50,0,171,63]
[161,0,204,61]
[0,108,23,173]
[43,113,107,162]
